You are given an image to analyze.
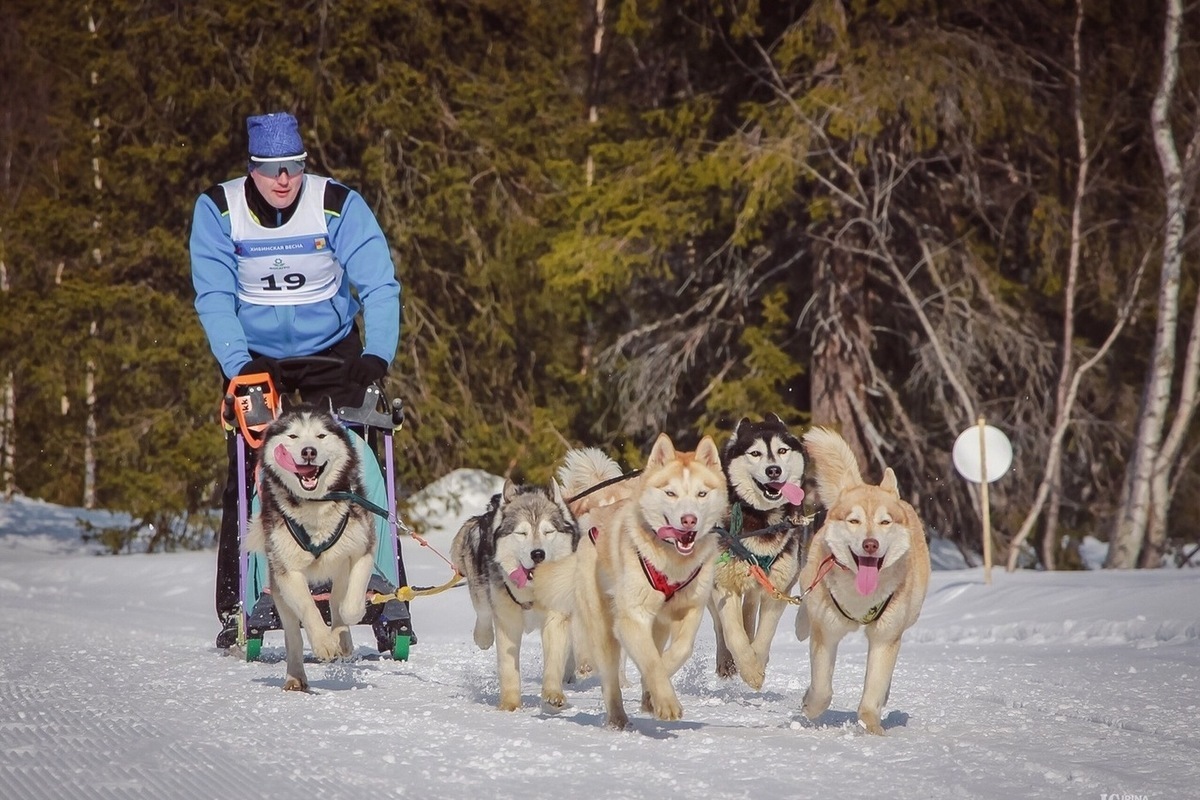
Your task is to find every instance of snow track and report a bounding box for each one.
[1,506,1198,799]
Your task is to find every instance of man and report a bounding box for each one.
[190,111,402,648]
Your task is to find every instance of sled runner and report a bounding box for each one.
[221,356,415,663]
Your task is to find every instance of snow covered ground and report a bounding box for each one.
[1,481,1198,800]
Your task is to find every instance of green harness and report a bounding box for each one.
[280,491,388,558]
[717,503,782,573]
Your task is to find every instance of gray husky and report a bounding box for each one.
[709,414,807,689]
[247,405,376,692]
[450,480,581,710]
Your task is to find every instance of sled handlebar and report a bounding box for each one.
[271,356,405,430]
[220,356,406,440]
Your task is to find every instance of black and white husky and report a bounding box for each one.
[247,405,376,692]
[708,414,807,690]
[450,480,581,711]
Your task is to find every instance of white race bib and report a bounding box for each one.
[226,175,343,306]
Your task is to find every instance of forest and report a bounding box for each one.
[1,0,1197,570]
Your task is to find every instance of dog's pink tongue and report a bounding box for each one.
[657,526,697,545]
[780,482,805,505]
[855,560,880,596]
[274,444,298,472]
[508,566,530,588]
[274,444,320,477]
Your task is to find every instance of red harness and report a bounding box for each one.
[589,526,703,601]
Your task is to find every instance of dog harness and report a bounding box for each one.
[503,584,534,610]
[810,554,896,625]
[828,588,895,625]
[266,486,382,560]
[716,502,801,574]
[588,527,703,601]
[282,510,350,558]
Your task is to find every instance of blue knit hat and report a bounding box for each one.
[246,112,307,161]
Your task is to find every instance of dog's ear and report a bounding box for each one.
[646,432,676,467]
[550,479,569,511]
[502,478,520,503]
[695,435,721,470]
[880,467,901,498]
[765,412,784,426]
[732,417,751,436]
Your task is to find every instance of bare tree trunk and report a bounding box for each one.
[1,96,15,499]
[1035,0,1088,571]
[0,245,11,500]
[1108,0,1187,568]
[1008,0,1159,571]
[1,370,12,501]
[810,246,872,470]
[585,0,606,189]
[1144,273,1200,565]
[82,7,100,509]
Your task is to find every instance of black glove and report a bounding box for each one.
[238,356,281,388]
[345,354,388,387]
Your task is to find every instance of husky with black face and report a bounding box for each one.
[450,480,581,711]
[709,414,807,690]
[247,404,375,692]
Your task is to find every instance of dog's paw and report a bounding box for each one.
[604,709,629,730]
[715,652,737,679]
[473,623,494,650]
[802,685,831,720]
[650,692,684,722]
[335,626,354,658]
[739,658,766,691]
[282,676,309,692]
[858,708,885,735]
[310,630,343,662]
[339,601,366,629]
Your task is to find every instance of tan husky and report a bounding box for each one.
[560,433,728,729]
[794,427,930,735]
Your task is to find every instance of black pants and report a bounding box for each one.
[214,331,378,619]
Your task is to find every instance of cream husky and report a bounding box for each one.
[560,433,728,729]
[794,426,930,734]
[247,405,376,693]
[450,480,581,711]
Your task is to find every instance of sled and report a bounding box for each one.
[222,356,415,663]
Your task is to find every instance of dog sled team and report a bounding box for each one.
[450,414,931,735]
[247,398,929,734]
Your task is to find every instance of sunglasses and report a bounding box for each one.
[251,159,306,178]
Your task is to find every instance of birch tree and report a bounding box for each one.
[1007,0,1146,571]
[1107,0,1200,568]
[82,6,100,510]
